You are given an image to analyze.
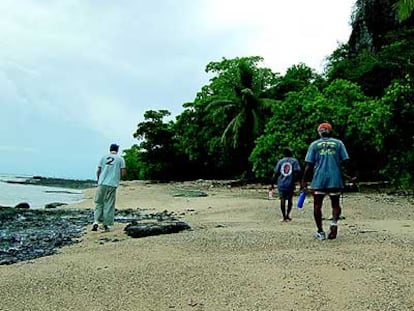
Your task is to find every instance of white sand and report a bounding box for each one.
[0,181,413,311]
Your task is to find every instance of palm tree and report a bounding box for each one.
[206,59,276,150]
[204,58,278,178]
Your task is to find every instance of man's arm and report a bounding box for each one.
[300,162,313,189]
[96,167,102,181]
[293,170,301,188]
[271,170,278,182]
[341,159,358,183]
[293,160,302,182]
[268,170,276,190]
[121,168,127,178]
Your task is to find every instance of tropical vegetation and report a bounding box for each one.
[123,0,414,188]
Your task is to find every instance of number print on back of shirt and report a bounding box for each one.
[105,156,115,165]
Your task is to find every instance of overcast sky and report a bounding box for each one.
[0,0,355,180]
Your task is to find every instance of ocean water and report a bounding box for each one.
[0,174,86,209]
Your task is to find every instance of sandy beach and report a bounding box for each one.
[0,180,413,311]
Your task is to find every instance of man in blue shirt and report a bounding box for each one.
[301,123,351,240]
[271,147,301,222]
[92,143,126,232]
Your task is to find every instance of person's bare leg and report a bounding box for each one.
[286,196,293,220]
[328,195,341,239]
[280,198,287,221]
[330,195,341,222]
[313,194,324,233]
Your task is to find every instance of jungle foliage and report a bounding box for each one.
[124,0,414,188]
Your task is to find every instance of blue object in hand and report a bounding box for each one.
[297,191,306,208]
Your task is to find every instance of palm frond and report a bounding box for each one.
[394,0,414,21]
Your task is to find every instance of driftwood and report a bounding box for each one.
[124,221,191,238]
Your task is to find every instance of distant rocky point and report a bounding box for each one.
[2,176,97,189]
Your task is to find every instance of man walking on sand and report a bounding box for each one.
[271,147,301,222]
[301,123,353,240]
[92,143,126,232]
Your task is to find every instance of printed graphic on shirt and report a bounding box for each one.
[316,141,337,155]
[280,161,293,177]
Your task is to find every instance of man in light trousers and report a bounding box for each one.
[92,143,126,232]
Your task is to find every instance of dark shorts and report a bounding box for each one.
[278,188,294,199]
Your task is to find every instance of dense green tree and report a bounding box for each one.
[175,56,279,179]
[173,101,229,179]
[122,144,142,180]
[250,85,323,180]
[327,27,414,97]
[379,75,414,186]
[250,80,391,182]
[267,63,324,100]
[328,0,414,97]
[125,110,177,180]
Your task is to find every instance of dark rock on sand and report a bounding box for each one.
[0,208,93,265]
[45,202,68,209]
[124,221,191,238]
[15,202,30,209]
[172,189,208,197]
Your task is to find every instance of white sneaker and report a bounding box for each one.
[314,231,326,240]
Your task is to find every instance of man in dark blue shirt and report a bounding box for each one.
[272,147,301,222]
